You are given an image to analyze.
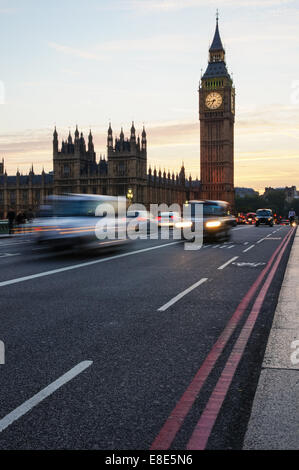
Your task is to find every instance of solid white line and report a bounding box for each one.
[0,242,181,289]
[158,278,208,312]
[0,361,93,433]
[243,244,255,253]
[218,256,239,270]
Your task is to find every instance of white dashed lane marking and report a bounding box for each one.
[158,278,208,312]
[218,256,239,271]
[0,361,93,433]
[243,245,255,253]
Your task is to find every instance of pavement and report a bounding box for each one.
[0,224,296,449]
[244,227,299,450]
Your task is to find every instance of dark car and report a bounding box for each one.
[255,209,274,227]
[179,200,235,242]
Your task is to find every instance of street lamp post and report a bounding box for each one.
[127,188,133,203]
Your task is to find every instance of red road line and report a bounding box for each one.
[150,228,293,450]
[186,228,295,450]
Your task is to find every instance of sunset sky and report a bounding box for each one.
[1,0,299,192]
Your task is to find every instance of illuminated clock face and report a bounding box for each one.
[205,92,223,110]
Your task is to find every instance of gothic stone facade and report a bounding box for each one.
[0,125,200,217]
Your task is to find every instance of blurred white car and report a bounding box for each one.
[32,194,130,250]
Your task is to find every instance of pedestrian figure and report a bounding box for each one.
[16,212,26,233]
[26,208,34,223]
[7,208,16,236]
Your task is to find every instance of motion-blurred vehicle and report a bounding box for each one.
[236,213,246,224]
[255,209,274,227]
[127,210,157,234]
[32,194,130,249]
[157,211,180,228]
[246,212,256,225]
[280,218,290,226]
[178,200,235,242]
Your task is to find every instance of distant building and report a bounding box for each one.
[235,187,259,198]
[264,186,298,203]
[0,125,200,218]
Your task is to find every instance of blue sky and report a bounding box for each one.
[1,0,299,191]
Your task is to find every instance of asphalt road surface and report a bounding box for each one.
[0,224,294,450]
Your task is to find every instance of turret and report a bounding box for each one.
[107,123,113,148]
[179,163,185,184]
[142,126,147,151]
[29,164,34,183]
[0,158,4,176]
[53,126,58,155]
[75,125,79,141]
[130,121,136,142]
[88,130,95,162]
[74,126,80,152]
[80,132,86,153]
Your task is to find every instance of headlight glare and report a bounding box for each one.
[206,220,221,228]
[175,221,193,229]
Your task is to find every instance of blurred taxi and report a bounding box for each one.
[177,200,235,242]
[255,208,274,227]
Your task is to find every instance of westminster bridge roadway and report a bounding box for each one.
[0,224,294,450]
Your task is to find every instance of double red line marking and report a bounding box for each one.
[151,228,294,451]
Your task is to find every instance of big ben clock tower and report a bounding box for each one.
[199,14,235,206]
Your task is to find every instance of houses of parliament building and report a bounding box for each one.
[0,17,235,217]
[0,123,200,217]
